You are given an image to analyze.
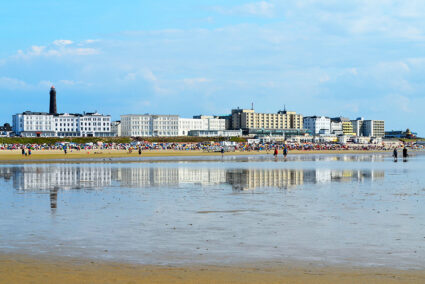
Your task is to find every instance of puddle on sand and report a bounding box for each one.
[0,153,425,269]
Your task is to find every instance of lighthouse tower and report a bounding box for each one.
[49,86,57,114]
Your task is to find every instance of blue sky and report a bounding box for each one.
[1,0,424,134]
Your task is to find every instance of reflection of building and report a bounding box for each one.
[118,168,227,187]
[3,165,385,196]
[12,166,112,191]
[226,169,305,190]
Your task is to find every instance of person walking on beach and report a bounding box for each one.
[283,145,288,159]
[221,147,225,157]
[21,148,25,156]
[28,149,31,156]
[393,148,398,162]
[138,147,142,156]
[64,146,67,155]
[273,147,278,158]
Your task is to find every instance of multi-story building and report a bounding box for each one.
[331,117,354,136]
[13,111,112,137]
[178,116,226,136]
[188,129,242,137]
[363,120,385,137]
[12,87,112,137]
[111,121,122,137]
[230,108,303,133]
[303,116,331,135]
[121,114,226,137]
[12,112,56,137]
[351,118,385,137]
[120,114,179,137]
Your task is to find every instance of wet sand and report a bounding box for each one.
[0,149,388,163]
[1,254,424,284]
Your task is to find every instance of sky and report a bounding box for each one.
[1,0,424,134]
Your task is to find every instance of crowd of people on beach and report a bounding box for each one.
[0,140,422,154]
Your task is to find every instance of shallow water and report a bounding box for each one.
[1,153,424,269]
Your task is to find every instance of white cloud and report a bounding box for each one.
[0,77,29,90]
[13,40,99,59]
[183,78,211,86]
[53,39,73,46]
[213,1,275,18]
[142,69,157,82]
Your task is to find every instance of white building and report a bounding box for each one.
[111,121,122,137]
[330,121,343,135]
[188,129,242,137]
[303,116,331,135]
[13,111,112,137]
[120,114,179,137]
[13,112,55,137]
[178,115,226,136]
[121,114,226,137]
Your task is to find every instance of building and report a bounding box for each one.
[49,86,57,114]
[230,107,303,132]
[363,120,385,137]
[179,116,226,136]
[0,123,12,137]
[331,117,354,136]
[385,129,417,139]
[192,115,226,130]
[188,129,242,137]
[13,112,56,137]
[13,111,112,137]
[217,115,232,130]
[121,114,226,137]
[303,116,331,135]
[111,121,122,137]
[178,118,208,136]
[120,114,179,137]
[351,118,385,137]
[12,87,112,137]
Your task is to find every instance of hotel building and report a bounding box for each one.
[120,114,179,137]
[230,108,303,135]
[12,86,112,137]
[303,116,331,135]
[121,114,226,137]
[13,111,112,137]
[351,118,385,137]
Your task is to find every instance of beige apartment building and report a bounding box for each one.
[231,108,303,130]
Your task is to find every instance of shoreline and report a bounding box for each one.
[1,253,424,284]
[0,149,392,164]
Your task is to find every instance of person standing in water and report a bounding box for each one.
[393,147,398,162]
[138,146,142,156]
[403,146,408,161]
[273,147,278,158]
[283,145,288,159]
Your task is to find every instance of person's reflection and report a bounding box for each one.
[50,186,59,213]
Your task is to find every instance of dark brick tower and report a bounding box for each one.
[49,86,57,114]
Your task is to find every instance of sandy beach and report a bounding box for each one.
[0,149,389,162]
[1,254,424,284]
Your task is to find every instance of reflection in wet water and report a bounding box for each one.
[0,165,385,213]
[0,165,384,193]
[0,155,424,269]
